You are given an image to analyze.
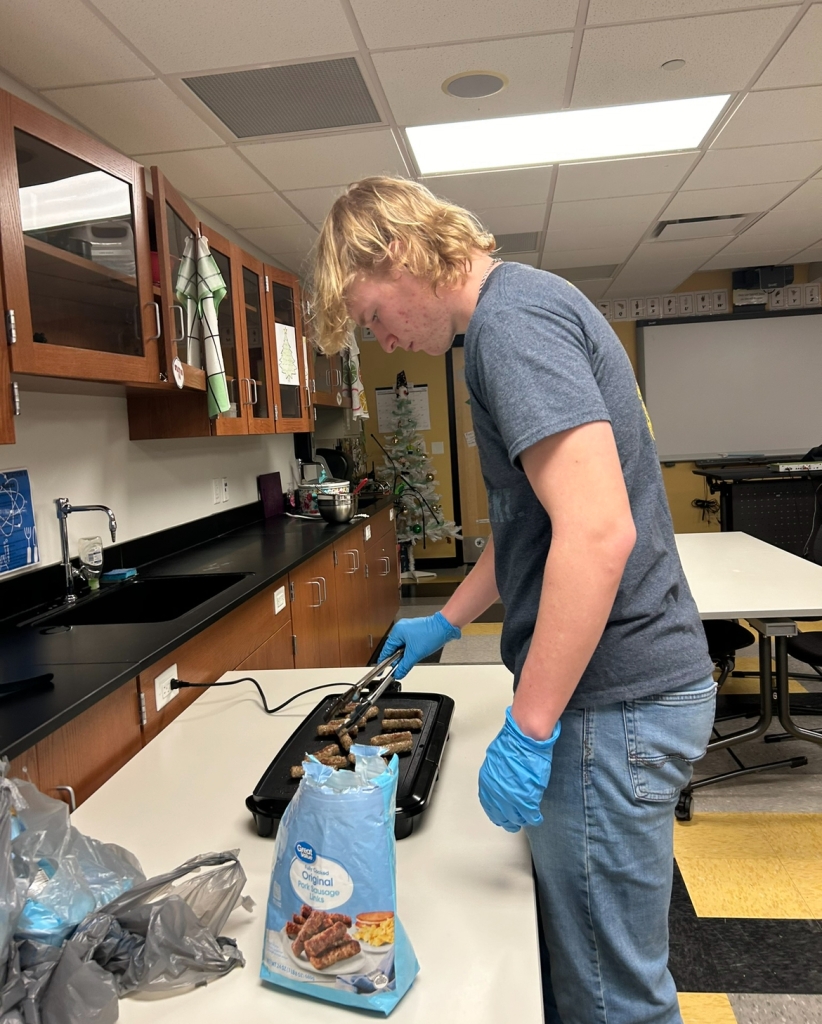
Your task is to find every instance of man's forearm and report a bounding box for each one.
[512,531,633,741]
[440,534,499,629]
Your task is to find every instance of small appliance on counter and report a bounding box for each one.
[246,654,454,840]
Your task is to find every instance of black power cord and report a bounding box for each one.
[691,498,720,522]
[170,677,347,715]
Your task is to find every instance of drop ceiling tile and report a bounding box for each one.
[422,167,553,210]
[474,204,546,235]
[239,130,408,191]
[0,0,152,88]
[545,222,649,251]
[573,278,612,301]
[723,214,822,251]
[196,192,305,229]
[282,185,348,227]
[372,33,572,127]
[239,225,317,255]
[572,8,798,108]
[500,252,540,267]
[664,182,796,219]
[770,179,822,220]
[549,193,668,231]
[714,86,822,147]
[638,235,736,259]
[790,244,822,263]
[701,247,797,269]
[588,0,792,24]
[684,141,822,189]
[350,0,578,49]
[541,245,634,270]
[43,80,223,154]
[756,5,822,90]
[554,153,697,202]
[88,0,357,74]
[270,250,313,274]
[136,148,271,198]
[606,258,704,297]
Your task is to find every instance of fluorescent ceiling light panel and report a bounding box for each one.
[407,95,729,175]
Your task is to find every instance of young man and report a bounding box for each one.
[311,176,716,1024]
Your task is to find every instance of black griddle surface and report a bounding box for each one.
[247,691,453,839]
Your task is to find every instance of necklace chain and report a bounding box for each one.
[479,258,503,293]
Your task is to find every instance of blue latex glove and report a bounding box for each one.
[478,708,561,833]
[380,612,461,679]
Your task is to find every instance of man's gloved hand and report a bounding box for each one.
[380,612,461,679]
[478,708,561,833]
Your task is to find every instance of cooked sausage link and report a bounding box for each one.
[383,707,424,720]
[304,920,349,958]
[328,913,352,926]
[285,920,302,938]
[370,731,412,747]
[309,938,361,970]
[381,718,422,731]
[292,910,329,955]
[381,738,413,756]
[300,905,313,919]
[364,706,379,721]
[317,719,347,736]
[290,765,305,779]
[339,731,353,752]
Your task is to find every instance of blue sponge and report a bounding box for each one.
[101,568,137,582]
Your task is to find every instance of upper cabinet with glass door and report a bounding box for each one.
[265,266,311,433]
[236,250,276,435]
[0,90,160,384]
[148,167,205,391]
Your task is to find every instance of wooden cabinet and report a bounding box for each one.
[364,507,400,655]
[290,547,340,668]
[137,576,290,742]
[334,530,371,666]
[311,348,352,409]
[0,267,14,444]
[264,265,311,432]
[236,614,294,670]
[0,89,160,385]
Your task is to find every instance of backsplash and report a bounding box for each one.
[1,386,299,573]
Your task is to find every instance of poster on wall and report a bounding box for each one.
[375,384,431,432]
[275,323,300,386]
[0,469,39,575]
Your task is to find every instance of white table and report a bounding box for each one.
[676,532,822,805]
[72,664,542,1024]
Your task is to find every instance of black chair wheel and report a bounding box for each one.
[675,792,693,822]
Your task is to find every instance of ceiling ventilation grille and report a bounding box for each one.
[495,232,540,254]
[653,214,748,241]
[184,57,381,138]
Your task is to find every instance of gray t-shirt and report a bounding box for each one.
[464,262,712,707]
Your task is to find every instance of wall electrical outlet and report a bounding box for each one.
[222,477,229,502]
[212,478,222,505]
[154,663,179,711]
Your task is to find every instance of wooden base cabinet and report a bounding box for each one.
[364,507,400,656]
[290,547,340,669]
[334,531,371,667]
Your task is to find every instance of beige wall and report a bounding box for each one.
[358,345,456,560]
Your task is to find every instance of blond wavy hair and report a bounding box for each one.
[310,176,496,353]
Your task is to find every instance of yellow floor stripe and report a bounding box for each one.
[678,992,737,1023]
[462,622,503,636]
[675,813,822,918]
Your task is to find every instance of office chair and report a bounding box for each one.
[702,619,755,689]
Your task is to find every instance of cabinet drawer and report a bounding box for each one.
[237,616,294,671]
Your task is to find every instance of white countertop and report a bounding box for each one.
[71,664,542,1024]
[676,530,822,619]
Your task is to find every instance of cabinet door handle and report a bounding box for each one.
[379,557,391,576]
[325,369,331,386]
[317,575,328,603]
[307,580,322,607]
[147,301,162,341]
[345,549,359,573]
[333,368,342,386]
[171,303,186,344]
[55,785,77,812]
[241,378,253,405]
[250,378,259,406]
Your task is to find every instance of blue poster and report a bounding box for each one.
[0,469,39,575]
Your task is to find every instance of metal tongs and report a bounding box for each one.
[323,648,404,732]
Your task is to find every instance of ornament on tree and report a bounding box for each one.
[391,435,399,445]
[412,523,422,534]
[426,472,435,482]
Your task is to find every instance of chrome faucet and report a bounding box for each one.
[55,498,117,604]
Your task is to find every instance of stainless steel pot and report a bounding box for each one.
[316,493,359,524]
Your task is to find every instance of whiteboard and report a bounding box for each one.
[637,312,822,461]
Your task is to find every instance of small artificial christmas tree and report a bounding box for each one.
[376,371,461,578]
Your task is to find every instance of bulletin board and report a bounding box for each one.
[375,385,431,432]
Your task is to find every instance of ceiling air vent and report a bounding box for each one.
[184,57,381,138]
[653,214,749,241]
[495,232,540,254]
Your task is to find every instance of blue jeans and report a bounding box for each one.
[526,675,716,1024]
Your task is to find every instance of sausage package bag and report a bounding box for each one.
[261,746,419,1014]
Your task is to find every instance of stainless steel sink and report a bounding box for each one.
[27,573,250,627]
